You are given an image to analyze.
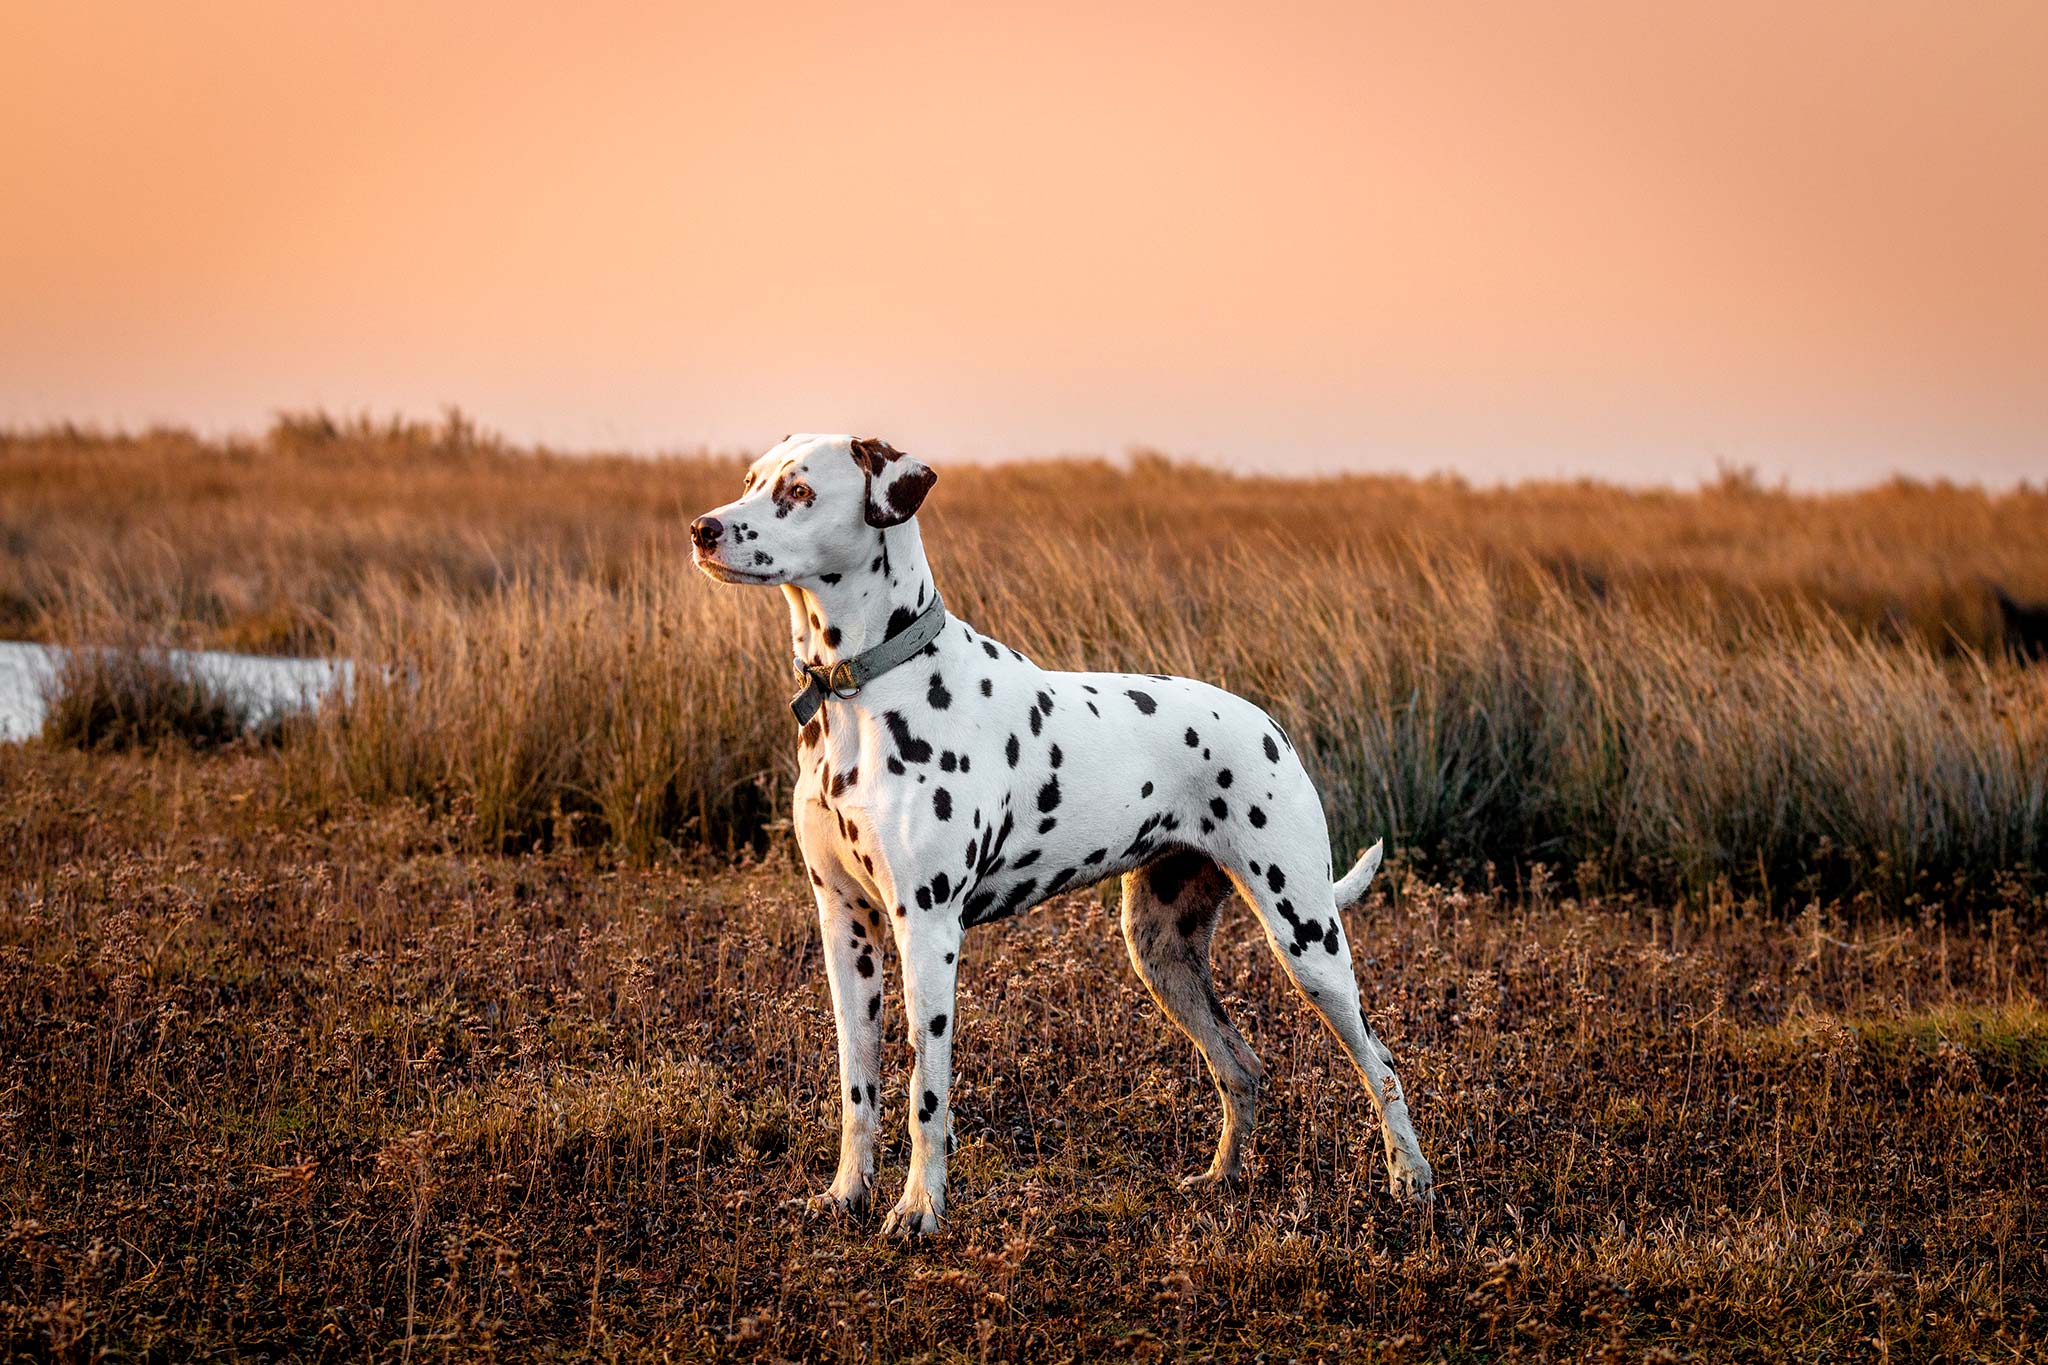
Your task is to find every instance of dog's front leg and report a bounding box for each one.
[807,875,885,1216]
[880,918,963,1237]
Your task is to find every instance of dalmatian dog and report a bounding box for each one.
[690,435,1433,1236]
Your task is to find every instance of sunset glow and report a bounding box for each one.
[3,1,2044,483]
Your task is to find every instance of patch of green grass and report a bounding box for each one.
[1854,1000,2048,1079]
[1760,999,2048,1081]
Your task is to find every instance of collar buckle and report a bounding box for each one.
[786,595,946,727]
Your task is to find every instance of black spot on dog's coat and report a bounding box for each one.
[1037,776,1062,812]
[1248,805,1266,827]
[885,711,933,764]
[1264,734,1281,763]
[887,606,917,638]
[1005,734,1020,767]
[933,788,953,821]
[1184,727,1200,747]
[928,673,952,709]
[1126,690,1157,715]
[930,1013,948,1037]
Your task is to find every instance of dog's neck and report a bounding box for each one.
[783,521,940,670]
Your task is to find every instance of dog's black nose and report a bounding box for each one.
[690,516,725,551]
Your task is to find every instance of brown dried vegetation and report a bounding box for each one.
[9,419,2048,899]
[1,747,2042,1360]
[2,420,2046,1359]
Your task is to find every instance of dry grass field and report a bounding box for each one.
[2,745,2043,1361]
[3,418,2047,1360]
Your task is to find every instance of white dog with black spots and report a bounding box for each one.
[691,435,1433,1236]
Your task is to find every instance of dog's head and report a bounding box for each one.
[690,435,936,587]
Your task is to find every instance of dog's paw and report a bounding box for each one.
[1178,1164,1243,1193]
[805,1175,871,1218]
[879,1187,944,1238]
[1387,1150,1434,1204]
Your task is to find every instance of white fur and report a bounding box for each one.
[693,435,1432,1235]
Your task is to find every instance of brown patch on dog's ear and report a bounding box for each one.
[849,437,905,477]
[883,463,935,520]
[851,438,935,527]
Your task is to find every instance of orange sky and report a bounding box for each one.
[3,2,2044,485]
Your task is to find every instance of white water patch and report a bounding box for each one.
[0,641,351,742]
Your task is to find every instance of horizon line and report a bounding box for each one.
[4,406,2040,499]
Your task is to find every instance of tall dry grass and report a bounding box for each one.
[10,416,2048,897]
[283,538,2048,901]
[6,415,2048,654]
[288,564,788,860]
[38,646,252,752]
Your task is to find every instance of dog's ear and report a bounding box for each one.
[849,438,936,528]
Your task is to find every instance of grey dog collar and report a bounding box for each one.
[790,596,947,725]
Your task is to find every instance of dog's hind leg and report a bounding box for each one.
[1121,851,1265,1187]
[1227,843,1433,1201]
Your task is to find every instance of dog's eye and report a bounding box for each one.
[786,481,812,502]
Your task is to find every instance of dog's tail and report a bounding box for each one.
[1332,839,1386,909]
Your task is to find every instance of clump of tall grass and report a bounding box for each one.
[286,560,788,859]
[956,537,2048,899]
[39,647,251,752]
[286,538,2048,898]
